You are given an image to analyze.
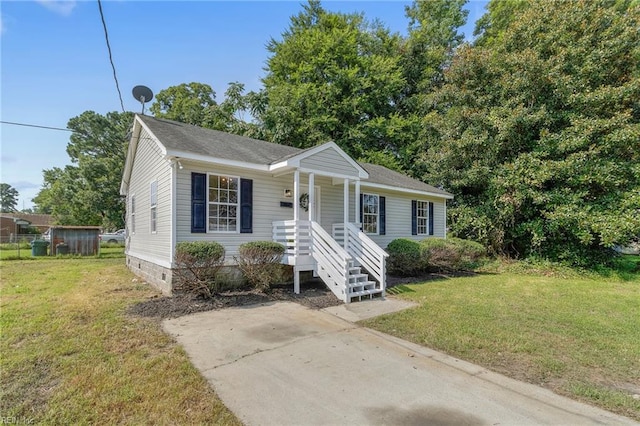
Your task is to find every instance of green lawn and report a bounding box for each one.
[0,245,125,260]
[364,257,640,421]
[0,258,240,425]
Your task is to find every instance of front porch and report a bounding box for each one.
[272,218,387,304]
[272,143,388,303]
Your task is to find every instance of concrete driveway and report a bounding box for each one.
[163,301,636,425]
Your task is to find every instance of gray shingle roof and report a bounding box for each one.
[138,115,301,164]
[359,162,453,197]
[137,115,452,198]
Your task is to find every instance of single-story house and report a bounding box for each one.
[0,213,53,243]
[120,115,453,302]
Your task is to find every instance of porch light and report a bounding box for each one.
[284,189,292,198]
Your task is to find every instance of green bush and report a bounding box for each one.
[173,241,225,298]
[236,241,285,291]
[386,238,423,276]
[420,238,487,272]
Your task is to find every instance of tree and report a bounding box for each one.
[258,0,407,159]
[399,0,468,175]
[0,183,19,212]
[420,0,640,265]
[402,0,468,100]
[150,82,265,139]
[150,82,217,126]
[472,0,528,47]
[33,111,133,229]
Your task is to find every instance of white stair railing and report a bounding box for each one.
[310,221,351,302]
[273,220,351,302]
[334,223,388,293]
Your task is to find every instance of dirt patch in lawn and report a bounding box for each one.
[128,279,342,319]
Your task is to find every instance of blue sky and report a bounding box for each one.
[1,0,488,210]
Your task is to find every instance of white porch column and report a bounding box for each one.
[343,178,349,225]
[355,180,361,227]
[293,169,301,295]
[293,170,300,221]
[343,178,349,250]
[308,172,315,222]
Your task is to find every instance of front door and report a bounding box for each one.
[300,185,321,223]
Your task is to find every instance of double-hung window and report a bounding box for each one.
[362,193,379,234]
[416,201,429,235]
[208,174,239,232]
[150,181,157,233]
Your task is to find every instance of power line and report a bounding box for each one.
[97,0,125,113]
[0,119,153,143]
[0,120,75,133]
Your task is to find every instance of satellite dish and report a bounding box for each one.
[132,85,154,114]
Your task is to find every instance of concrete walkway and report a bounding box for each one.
[163,300,637,426]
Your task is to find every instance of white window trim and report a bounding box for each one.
[130,194,136,235]
[416,200,429,236]
[150,181,158,234]
[207,173,241,234]
[362,192,380,235]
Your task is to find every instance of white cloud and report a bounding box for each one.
[1,154,17,164]
[37,0,77,17]
[10,181,41,191]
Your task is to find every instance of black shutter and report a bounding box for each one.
[240,178,253,233]
[191,173,206,233]
[411,200,417,235]
[359,193,364,224]
[379,196,386,235]
[428,202,434,235]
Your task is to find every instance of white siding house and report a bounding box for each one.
[121,115,453,301]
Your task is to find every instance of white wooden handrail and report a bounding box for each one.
[335,222,388,292]
[310,221,351,302]
[274,220,351,302]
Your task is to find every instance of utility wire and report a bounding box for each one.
[97,0,125,113]
[0,119,155,143]
[0,120,75,133]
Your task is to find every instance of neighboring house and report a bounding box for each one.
[120,115,453,302]
[0,213,53,242]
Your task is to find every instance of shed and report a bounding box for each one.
[49,226,101,256]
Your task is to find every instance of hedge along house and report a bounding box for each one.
[120,115,453,302]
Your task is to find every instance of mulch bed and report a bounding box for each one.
[128,272,474,320]
[128,278,342,320]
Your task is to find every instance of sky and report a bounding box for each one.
[1,0,488,210]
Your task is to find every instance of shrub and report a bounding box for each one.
[236,241,285,291]
[386,238,423,276]
[173,241,225,298]
[420,238,487,272]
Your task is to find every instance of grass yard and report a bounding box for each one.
[0,245,125,261]
[365,257,640,421]
[0,258,240,425]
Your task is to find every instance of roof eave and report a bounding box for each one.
[360,182,454,199]
[166,149,270,172]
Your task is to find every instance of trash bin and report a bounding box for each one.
[56,242,70,255]
[31,240,49,256]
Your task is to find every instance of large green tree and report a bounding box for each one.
[33,111,133,229]
[258,0,406,160]
[150,82,265,139]
[0,183,19,212]
[472,0,528,47]
[420,0,640,264]
[400,0,468,174]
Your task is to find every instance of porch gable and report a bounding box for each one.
[271,142,368,180]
